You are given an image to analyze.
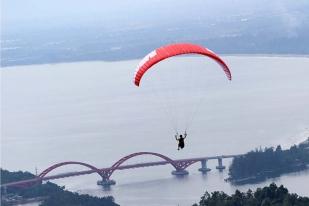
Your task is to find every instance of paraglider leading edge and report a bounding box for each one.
[133,43,232,87]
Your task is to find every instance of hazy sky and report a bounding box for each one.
[3,0,308,31]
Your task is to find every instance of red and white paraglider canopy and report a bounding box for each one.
[134,43,232,86]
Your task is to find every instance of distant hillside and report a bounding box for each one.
[228,139,309,185]
[2,0,309,67]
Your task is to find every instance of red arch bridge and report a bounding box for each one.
[1,152,241,188]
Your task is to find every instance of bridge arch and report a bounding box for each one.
[39,161,104,179]
[104,152,179,179]
[175,160,201,170]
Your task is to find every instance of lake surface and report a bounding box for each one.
[1,56,309,205]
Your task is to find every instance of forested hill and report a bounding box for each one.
[1,169,119,206]
[193,183,309,206]
[228,138,309,184]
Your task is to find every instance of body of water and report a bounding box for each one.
[1,56,309,205]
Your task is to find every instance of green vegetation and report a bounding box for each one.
[1,169,118,206]
[1,170,35,184]
[228,139,309,184]
[193,183,309,206]
[39,189,117,206]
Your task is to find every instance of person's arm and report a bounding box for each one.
[184,131,187,139]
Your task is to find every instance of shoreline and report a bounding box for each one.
[228,138,309,185]
[229,164,309,185]
[2,53,309,69]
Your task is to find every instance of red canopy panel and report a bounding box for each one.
[134,43,232,86]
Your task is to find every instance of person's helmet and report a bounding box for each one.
[180,135,183,138]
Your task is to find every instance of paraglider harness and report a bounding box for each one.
[175,131,187,150]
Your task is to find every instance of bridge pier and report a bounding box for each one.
[97,177,116,187]
[198,159,211,173]
[2,186,7,196]
[35,178,43,185]
[216,158,226,170]
[171,169,189,176]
